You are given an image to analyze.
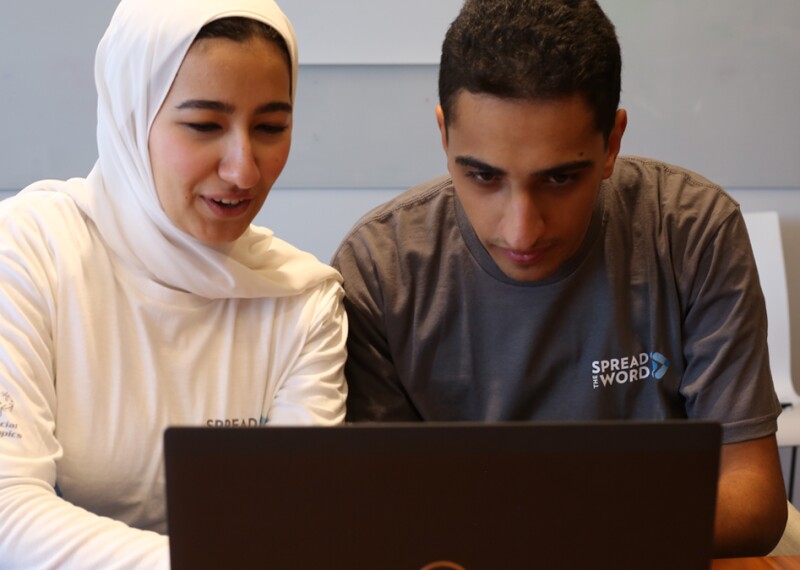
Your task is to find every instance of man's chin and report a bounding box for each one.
[494,258,561,283]
[488,244,564,282]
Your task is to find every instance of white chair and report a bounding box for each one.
[742,212,797,500]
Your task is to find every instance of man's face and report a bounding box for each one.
[437,92,626,282]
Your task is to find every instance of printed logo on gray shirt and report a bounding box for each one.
[591,352,671,389]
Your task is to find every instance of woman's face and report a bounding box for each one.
[148,35,292,244]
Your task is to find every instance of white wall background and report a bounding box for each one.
[1,1,799,393]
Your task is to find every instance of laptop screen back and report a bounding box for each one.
[164,421,720,570]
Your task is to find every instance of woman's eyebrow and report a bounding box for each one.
[176,99,233,112]
[255,101,292,114]
[175,100,292,114]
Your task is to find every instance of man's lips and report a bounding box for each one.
[496,244,553,265]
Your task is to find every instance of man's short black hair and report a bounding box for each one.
[439,0,622,139]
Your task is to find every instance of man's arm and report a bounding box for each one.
[332,235,422,422]
[713,435,787,557]
[671,208,787,556]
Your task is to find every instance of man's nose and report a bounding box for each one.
[499,189,545,250]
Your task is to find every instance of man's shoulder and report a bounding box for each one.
[604,156,747,273]
[354,175,452,227]
[608,156,739,220]
[611,155,721,190]
[333,176,454,257]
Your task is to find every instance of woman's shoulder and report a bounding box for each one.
[0,185,94,254]
[2,184,85,224]
[259,235,343,298]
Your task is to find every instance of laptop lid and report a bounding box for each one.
[164,421,721,570]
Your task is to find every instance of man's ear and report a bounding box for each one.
[603,108,628,179]
[435,105,448,153]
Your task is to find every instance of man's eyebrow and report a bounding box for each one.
[454,156,506,175]
[175,100,292,114]
[534,159,595,177]
[454,156,596,177]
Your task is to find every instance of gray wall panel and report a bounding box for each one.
[279,0,463,64]
[282,65,444,189]
[0,0,113,190]
[606,0,800,188]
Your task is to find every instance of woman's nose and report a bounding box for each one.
[218,136,261,189]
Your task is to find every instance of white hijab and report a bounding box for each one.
[23,0,339,300]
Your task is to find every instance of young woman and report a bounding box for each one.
[0,0,346,567]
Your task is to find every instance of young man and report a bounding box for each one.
[332,0,787,556]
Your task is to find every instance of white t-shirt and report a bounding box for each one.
[0,191,347,568]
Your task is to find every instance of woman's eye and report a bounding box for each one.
[256,124,289,134]
[184,122,220,133]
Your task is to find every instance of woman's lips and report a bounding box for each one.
[202,196,252,217]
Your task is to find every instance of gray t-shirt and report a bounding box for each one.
[332,156,781,443]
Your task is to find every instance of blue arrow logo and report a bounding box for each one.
[651,352,670,380]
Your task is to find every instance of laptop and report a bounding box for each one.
[164,421,721,570]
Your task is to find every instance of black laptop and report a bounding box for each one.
[164,421,721,570]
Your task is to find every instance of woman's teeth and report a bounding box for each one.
[213,198,245,206]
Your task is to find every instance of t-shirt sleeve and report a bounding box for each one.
[679,208,781,444]
[266,279,349,426]
[332,230,422,422]
[0,201,169,569]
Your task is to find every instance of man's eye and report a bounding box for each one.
[184,122,220,133]
[547,173,575,186]
[466,171,499,184]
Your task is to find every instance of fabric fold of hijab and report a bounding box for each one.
[22,0,339,300]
